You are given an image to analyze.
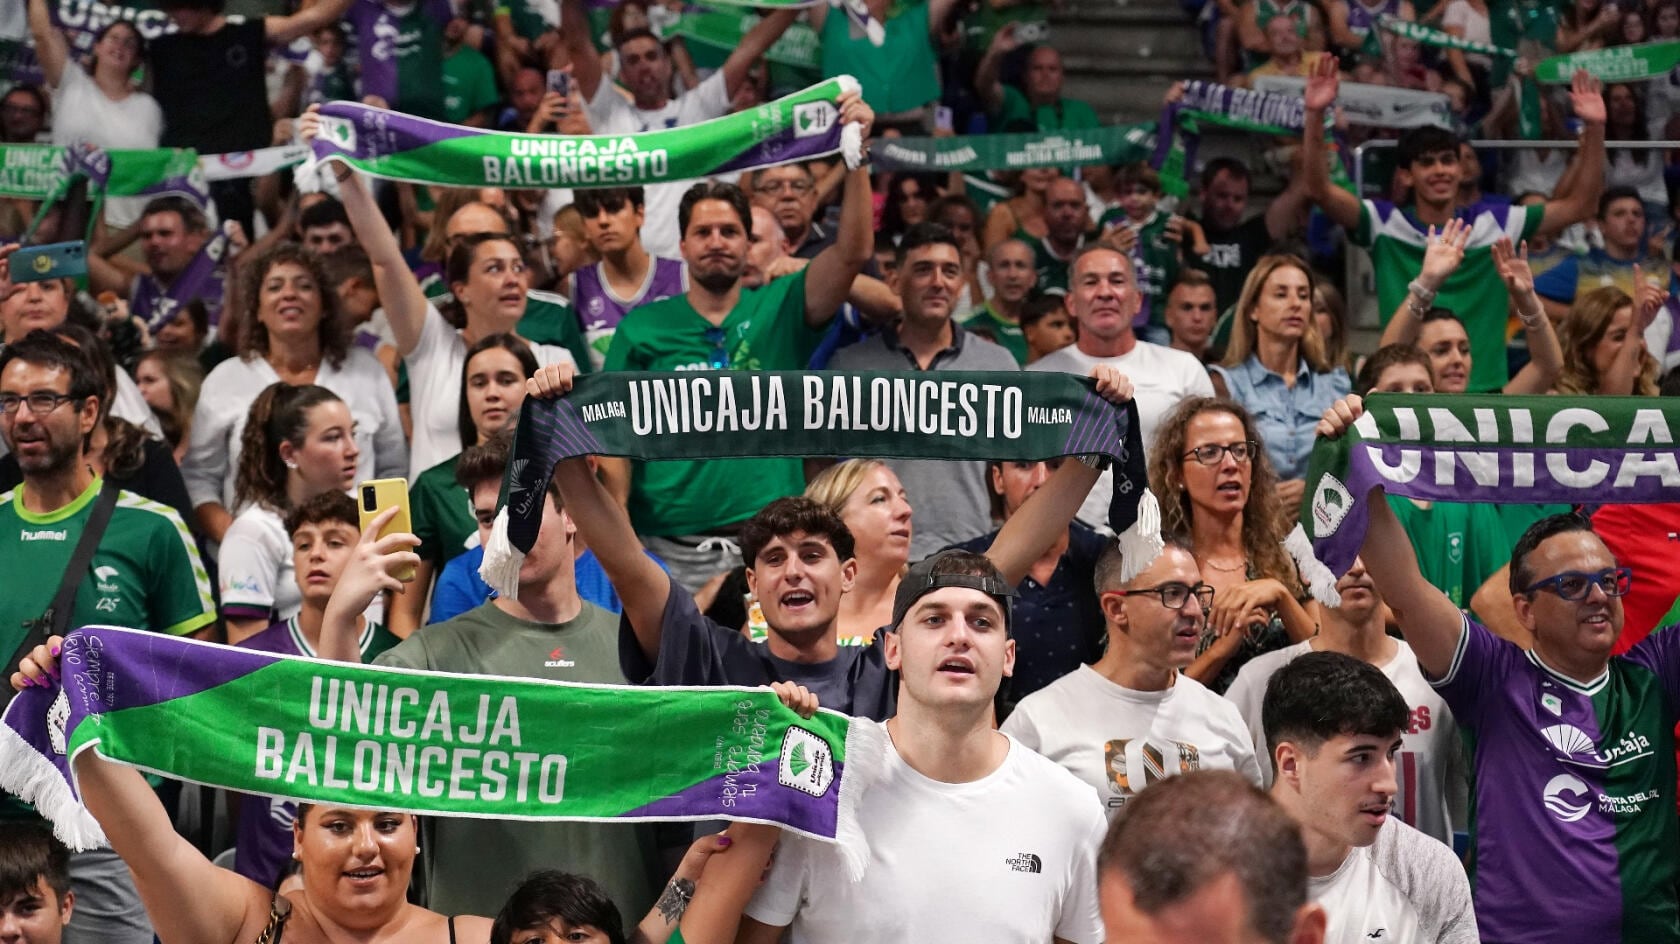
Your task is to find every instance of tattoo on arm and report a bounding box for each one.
[656,877,696,924]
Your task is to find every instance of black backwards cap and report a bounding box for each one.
[890,551,1019,634]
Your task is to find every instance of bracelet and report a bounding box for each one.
[656,877,695,924]
[1517,307,1546,329]
[1407,279,1437,304]
[332,165,354,183]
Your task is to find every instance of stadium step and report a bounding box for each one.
[1049,0,1213,123]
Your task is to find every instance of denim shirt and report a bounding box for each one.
[1210,354,1350,481]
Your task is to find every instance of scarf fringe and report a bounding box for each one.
[479,506,525,601]
[1284,523,1343,608]
[0,721,107,851]
[1115,488,1165,584]
[835,718,889,882]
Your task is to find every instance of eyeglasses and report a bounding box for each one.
[0,393,81,416]
[703,326,731,369]
[1182,440,1260,466]
[1522,567,1633,602]
[1104,582,1215,611]
[755,179,812,195]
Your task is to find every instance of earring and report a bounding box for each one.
[284,459,299,469]
[414,843,421,852]
[291,851,300,860]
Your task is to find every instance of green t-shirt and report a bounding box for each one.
[820,0,941,115]
[996,86,1101,133]
[411,455,477,568]
[1097,208,1177,327]
[604,271,822,535]
[1386,496,1508,609]
[1023,233,1084,295]
[1355,200,1544,392]
[441,44,500,125]
[960,302,1029,364]
[389,4,449,121]
[375,601,658,918]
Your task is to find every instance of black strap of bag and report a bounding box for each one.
[7,480,120,676]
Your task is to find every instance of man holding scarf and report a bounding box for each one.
[1317,393,1680,944]
[124,196,228,333]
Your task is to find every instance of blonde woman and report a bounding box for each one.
[804,459,913,642]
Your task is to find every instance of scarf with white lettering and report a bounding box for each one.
[1300,394,1680,577]
[481,370,1156,597]
[1151,81,1348,197]
[1378,15,1515,58]
[0,626,885,878]
[304,77,864,191]
[1535,40,1680,83]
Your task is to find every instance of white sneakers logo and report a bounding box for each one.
[1543,774,1591,823]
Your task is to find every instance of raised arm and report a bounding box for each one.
[266,0,355,46]
[1602,267,1663,394]
[721,9,798,100]
[1498,238,1564,394]
[528,363,672,662]
[12,642,270,944]
[802,93,875,327]
[973,24,1021,115]
[26,0,69,89]
[1237,0,1269,53]
[1301,55,1363,231]
[300,106,430,355]
[1379,218,1468,348]
[1537,70,1605,238]
[1315,396,1465,677]
[319,508,421,662]
[560,0,606,102]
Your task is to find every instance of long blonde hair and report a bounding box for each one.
[1555,286,1660,396]
[1147,397,1305,597]
[804,459,891,517]
[1222,254,1332,373]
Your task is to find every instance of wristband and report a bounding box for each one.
[1074,453,1110,471]
[1407,279,1437,305]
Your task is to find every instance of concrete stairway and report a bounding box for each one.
[1048,0,1213,123]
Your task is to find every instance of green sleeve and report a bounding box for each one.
[1463,503,1512,604]
[997,83,1028,123]
[1519,202,1545,242]
[409,467,449,566]
[772,269,825,364]
[1350,200,1375,249]
[148,514,217,637]
[603,318,636,372]
[467,52,500,114]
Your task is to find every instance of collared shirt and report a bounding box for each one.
[1210,354,1350,481]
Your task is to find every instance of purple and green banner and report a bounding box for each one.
[1152,80,1346,197]
[0,626,885,869]
[308,76,863,190]
[0,144,204,203]
[1301,394,1680,575]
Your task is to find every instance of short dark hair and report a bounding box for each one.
[678,181,752,239]
[300,197,350,232]
[894,221,963,268]
[283,490,358,537]
[1,84,49,121]
[1200,157,1251,191]
[1262,651,1409,760]
[1099,770,1308,944]
[454,429,560,508]
[739,496,855,568]
[0,329,103,407]
[491,870,627,944]
[140,194,210,234]
[1419,307,1463,328]
[1509,512,1599,596]
[1598,185,1646,220]
[0,820,71,907]
[320,244,373,288]
[613,26,664,54]
[573,188,646,216]
[1395,126,1463,168]
[1093,534,1194,594]
[1354,343,1434,397]
[929,193,981,228]
[1019,294,1066,328]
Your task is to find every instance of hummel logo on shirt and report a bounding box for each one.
[1004,852,1042,874]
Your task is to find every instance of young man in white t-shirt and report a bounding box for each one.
[738,550,1108,944]
[1005,538,1262,816]
[1028,246,1214,532]
[1264,652,1478,944]
[1226,557,1466,845]
[559,0,797,257]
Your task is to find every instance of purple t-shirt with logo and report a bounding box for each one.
[572,257,686,370]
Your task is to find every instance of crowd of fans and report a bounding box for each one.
[2,0,1680,942]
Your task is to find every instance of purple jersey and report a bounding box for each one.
[1345,0,1401,37]
[1434,616,1680,943]
[572,257,686,370]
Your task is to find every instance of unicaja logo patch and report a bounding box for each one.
[792,101,837,138]
[1310,475,1353,539]
[1005,852,1043,873]
[777,726,834,797]
[1544,773,1591,822]
[46,689,70,755]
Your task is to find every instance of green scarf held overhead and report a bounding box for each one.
[0,627,885,878]
[1377,15,1517,58]
[1535,40,1680,83]
[306,77,864,191]
[481,370,1158,597]
[0,144,202,201]
[872,123,1157,173]
[669,10,823,72]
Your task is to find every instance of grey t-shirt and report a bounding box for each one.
[829,323,1020,558]
[376,601,660,918]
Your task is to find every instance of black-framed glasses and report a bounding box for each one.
[755,179,812,195]
[1103,581,1215,611]
[703,326,731,370]
[0,393,81,416]
[1182,440,1260,466]
[1522,567,1633,602]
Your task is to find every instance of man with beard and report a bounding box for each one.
[0,331,214,944]
[561,0,798,256]
[125,196,225,330]
[601,93,878,590]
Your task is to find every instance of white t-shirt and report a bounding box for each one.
[404,302,574,478]
[1004,665,1262,817]
[1310,816,1479,944]
[50,68,165,229]
[744,726,1107,944]
[219,505,300,620]
[585,72,730,258]
[1441,0,1493,69]
[1224,639,1467,846]
[1027,341,1215,533]
[182,349,407,511]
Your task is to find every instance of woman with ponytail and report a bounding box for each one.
[218,382,360,643]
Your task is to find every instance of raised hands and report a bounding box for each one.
[1418,217,1471,293]
[1304,52,1340,112]
[1570,68,1606,126]
[1491,236,1542,316]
